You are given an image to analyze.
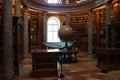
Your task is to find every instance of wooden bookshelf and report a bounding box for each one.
[0,1,3,78]
[96,48,120,72]
[111,0,120,23]
[0,3,2,58]
[13,17,24,75]
[70,12,88,51]
[93,1,120,72]
[29,12,43,53]
[92,6,106,49]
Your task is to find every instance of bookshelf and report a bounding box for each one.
[29,12,43,53]
[13,17,24,75]
[70,12,88,51]
[0,3,2,59]
[93,1,120,72]
[110,0,120,23]
[0,2,3,78]
[96,23,120,72]
[92,6,106,49]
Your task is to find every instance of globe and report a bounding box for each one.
[58,25,74,50]
[58,25,74,42]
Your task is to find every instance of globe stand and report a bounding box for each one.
[58,25,74,78]
[58,41,67,78]
[58,59,65,78]
[59,41,70,51]
[59,41,71,78]
[65,41,69,51]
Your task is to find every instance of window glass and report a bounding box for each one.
[47,17,60,42]
[47,0,60,4]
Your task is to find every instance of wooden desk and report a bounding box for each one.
[31,49,80,78]
[59,49,79,63]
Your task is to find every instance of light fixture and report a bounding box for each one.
[76,0,87,3]
[76,0,81,3]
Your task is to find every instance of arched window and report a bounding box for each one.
[47,17,60,42]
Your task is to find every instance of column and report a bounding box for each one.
[3,0,14,80]
[66,0,69,4]
[105,3,111,48]
[43,11,47,42]
[105,3,111,25]
[15,0,21,16]
[23,8,29,58]
[65,12,70,26]
[88,10,93,54]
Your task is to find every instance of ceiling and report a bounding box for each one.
[22,0,110,12]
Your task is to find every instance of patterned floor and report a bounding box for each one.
[14,52,120,80]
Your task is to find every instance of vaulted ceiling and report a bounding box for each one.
[22,0,110,12]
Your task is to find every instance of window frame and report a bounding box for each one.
[47,16,61,43]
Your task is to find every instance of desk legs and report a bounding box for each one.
[62,53,78,63]
[58,54,65,78]
[74,53,78,62]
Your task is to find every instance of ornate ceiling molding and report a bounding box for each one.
[22,0,110,12]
